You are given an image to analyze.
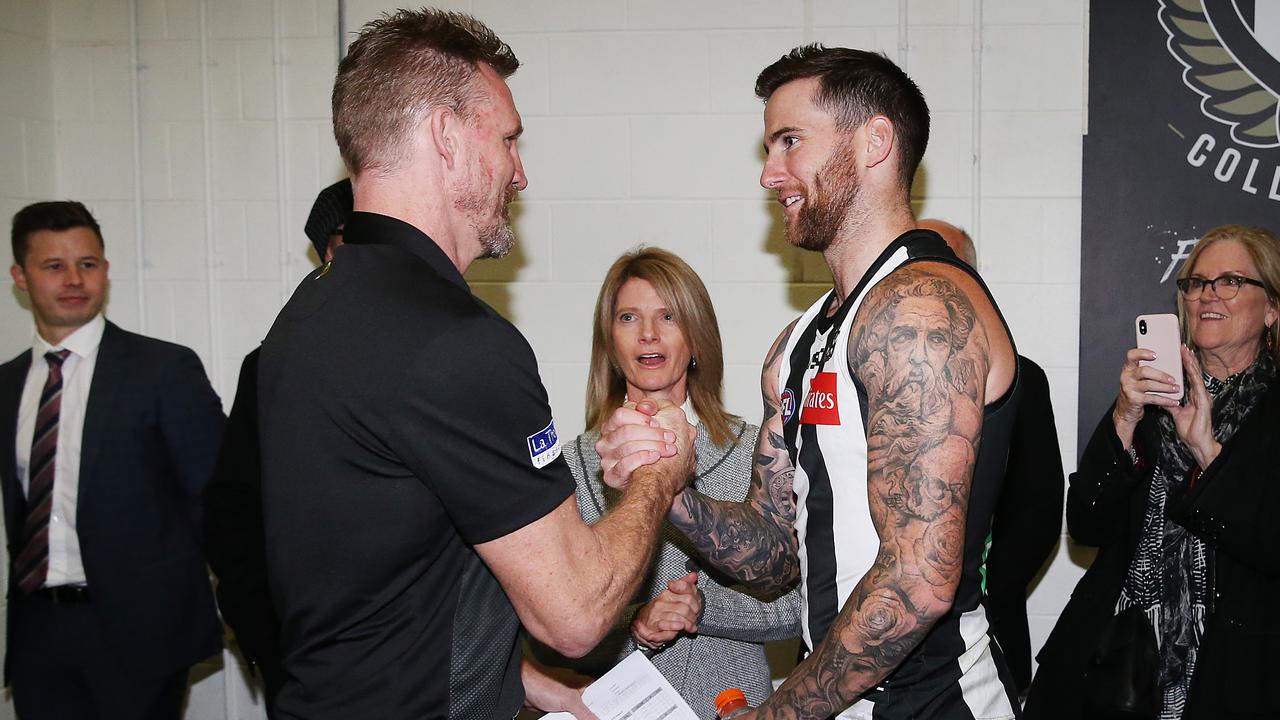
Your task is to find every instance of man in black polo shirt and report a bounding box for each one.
[257,10,694,720]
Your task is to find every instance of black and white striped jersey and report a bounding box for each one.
[777,229,1023,719]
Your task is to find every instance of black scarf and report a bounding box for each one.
[1119,350,1276,719]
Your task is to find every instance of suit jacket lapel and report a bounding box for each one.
[0,351,32,546]
[80,322,128,500]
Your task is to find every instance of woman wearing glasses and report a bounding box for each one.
[1026,225,1280,720]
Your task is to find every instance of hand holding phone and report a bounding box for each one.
[1135,313,1184,402]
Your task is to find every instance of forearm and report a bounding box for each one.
[670,488,799,594]
[696,581,802,643]
[522,657,595,719]
[758,570,950,720]
[568,473,676,644]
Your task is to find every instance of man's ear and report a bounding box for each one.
[10,263,27,292]
[429,106,463,171]
[863,115,895,170]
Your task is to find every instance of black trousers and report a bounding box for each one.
[10,593,188,720]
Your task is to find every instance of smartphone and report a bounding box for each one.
[1135,313,1183,401]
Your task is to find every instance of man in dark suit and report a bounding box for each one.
[203,178,351,717]
[920,218,1065,694]
[1,200,225,719]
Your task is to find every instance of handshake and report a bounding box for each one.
[594,399,697,499]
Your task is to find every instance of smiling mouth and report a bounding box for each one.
[1199,312,1227,320]
[781,194,804,209]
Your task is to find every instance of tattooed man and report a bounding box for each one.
[599,46,1023,719]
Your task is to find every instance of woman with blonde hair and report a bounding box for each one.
[1027,225,1280,720]
[534,247,799,718]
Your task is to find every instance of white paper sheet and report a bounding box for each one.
[541,651,700,720]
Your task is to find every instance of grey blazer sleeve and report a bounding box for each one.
[697,579,801,642]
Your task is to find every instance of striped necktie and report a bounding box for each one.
[15,349,72,594]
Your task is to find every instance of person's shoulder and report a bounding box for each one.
[0,349,32,388]
[429,294,537,363]
[0,348,31,371]
[105,322,203,364]
[1017,355,1050,388]
[337,243,482,314]
[561,430,599,471]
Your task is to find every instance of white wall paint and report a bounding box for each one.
[0,1,1088,717]
[0,0,53,715]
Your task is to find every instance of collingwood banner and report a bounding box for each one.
[1079,0,1280,446]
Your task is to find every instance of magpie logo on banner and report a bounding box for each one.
[1078,0,1280,448]
[1161,0,1280,200]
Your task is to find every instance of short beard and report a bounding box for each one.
[477,220,515,259]
[454,162,517,260]
[788,139,861,252]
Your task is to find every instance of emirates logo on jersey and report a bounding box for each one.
[799,372,840,425]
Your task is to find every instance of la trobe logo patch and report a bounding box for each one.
[526,420,561,469]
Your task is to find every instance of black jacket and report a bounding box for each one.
[1025,379,1280,719]
[985,356,1063,693]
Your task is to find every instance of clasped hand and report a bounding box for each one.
[630,571,702,651]
[595,400,695,493]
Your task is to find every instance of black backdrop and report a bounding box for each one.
[1079,0,1280,449]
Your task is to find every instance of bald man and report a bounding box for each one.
[919,219,1065,694]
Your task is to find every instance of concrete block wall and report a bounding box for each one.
[0,0,1088,717]
[0,1,52,715]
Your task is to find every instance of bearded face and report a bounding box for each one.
[785,139,862,252]
[882,295,955,403]
[476,183,518,259]
[452,152,518,259]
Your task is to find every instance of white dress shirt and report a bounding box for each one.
[14,314,105,587]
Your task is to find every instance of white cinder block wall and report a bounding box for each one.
[0,1,1087,718]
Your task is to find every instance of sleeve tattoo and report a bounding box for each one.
[758,267,991,720]
[668,321,801,595]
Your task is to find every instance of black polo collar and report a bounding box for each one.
[342,211,469,292]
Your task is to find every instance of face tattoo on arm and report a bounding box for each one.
[757,266,990,720]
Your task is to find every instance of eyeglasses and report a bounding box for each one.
[1175,274,1267,300]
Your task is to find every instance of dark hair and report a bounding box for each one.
[756,45,929,190]
[305,178,353,258]
[333,8,519,175]
[11,200,104,265]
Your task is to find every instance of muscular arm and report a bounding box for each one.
[758,266,996,720]
[477,405,695,659]
[667,322,801,595]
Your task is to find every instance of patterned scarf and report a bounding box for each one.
[1119,350,1276,719]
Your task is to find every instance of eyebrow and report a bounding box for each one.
[767,126,802,144]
